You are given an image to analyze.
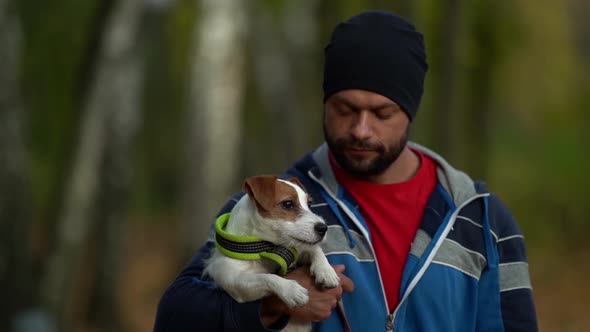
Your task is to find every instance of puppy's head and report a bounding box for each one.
[243,175,327,249]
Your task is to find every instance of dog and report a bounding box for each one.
[204,175,341,332]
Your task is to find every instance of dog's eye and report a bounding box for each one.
[307,199,313,207]
[281,200,295,209]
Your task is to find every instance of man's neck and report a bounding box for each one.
[362,147,421,184]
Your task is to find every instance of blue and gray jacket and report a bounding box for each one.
[154,142,538,332]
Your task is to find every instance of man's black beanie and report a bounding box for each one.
[323,11,428,121]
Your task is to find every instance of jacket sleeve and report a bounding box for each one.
[153,193,289,332]
[489,194,539,332]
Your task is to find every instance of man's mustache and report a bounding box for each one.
[336,138,384,152]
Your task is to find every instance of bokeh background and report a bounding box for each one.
[2,0,589,331]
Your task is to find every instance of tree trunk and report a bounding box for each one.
[430,0,463,161]
[41,0,145,330]
[183,0,247,255]
[250,0,319,172]
[0,0,35,330]
[464,0,498,180]
[87,1,145,330]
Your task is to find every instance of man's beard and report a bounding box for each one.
[324,123,409,177]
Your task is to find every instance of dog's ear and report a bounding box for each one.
[286,177,307,193]
[243,175,277,212]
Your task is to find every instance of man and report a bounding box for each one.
[154,10,538,332]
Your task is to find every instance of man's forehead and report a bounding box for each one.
[327,89,400,109]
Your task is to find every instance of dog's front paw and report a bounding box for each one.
[278,280,309,307]
[311,263,340,289]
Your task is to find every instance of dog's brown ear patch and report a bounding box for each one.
[286,177,306,193]
[243,175,277,212]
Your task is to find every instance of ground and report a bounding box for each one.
[529,244,590,331]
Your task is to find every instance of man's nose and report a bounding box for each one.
[350,112,372,140]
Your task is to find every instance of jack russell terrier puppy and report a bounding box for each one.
[204,175,341,332]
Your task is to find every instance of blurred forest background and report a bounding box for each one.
[1,0,589,331]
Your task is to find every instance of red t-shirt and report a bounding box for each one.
[330,149,437,310]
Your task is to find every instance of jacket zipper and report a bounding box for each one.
[386,313,394,331]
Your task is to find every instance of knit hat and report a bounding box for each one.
[323,11,428,121]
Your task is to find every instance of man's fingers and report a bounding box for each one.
[332,264,346,273]
[339,273,355,293]
[331,264,355,292]
[282,264,355,323]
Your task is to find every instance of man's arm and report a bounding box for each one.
[153,241,283,332]
[490,194,539,332]
[154,242,354,331]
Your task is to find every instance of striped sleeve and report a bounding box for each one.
[489,194,539,332]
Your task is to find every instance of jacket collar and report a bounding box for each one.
[310,141,483,207]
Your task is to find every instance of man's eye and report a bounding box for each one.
[281,200,295,209]
[336,106,353,116]
[374,109,394,120]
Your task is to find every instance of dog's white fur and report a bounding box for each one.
[204,177,340,332]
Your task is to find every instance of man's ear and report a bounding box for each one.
[286,177,306,193]
[243,175,278,212]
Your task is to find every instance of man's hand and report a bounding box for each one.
[260,265,354,327]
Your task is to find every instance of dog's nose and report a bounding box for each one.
[314,223,328,237]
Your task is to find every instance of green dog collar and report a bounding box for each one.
[214,213,298,275]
